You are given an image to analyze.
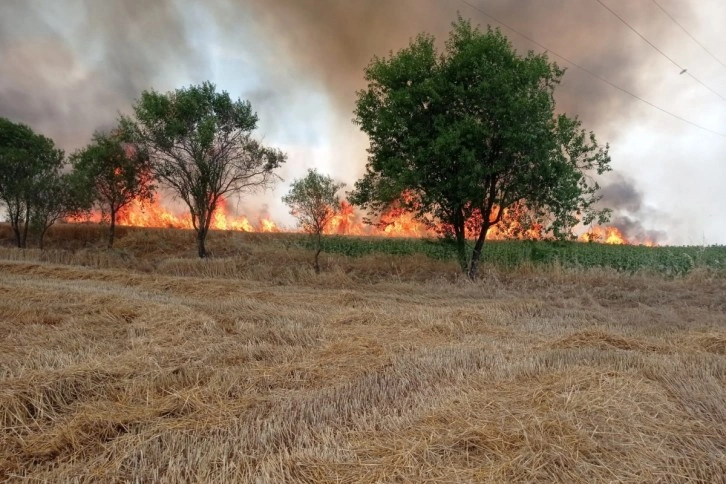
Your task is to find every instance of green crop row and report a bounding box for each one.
[291,235,725,275]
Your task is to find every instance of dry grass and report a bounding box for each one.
[1,225,725,482]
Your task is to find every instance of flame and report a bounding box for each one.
[260,218,279,233]
[70,195,275,233]
[325,201,364,235]
[377,198,436,238]
[70,193,656,245]
[579,226,656,246]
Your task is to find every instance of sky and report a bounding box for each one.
[0,0,724,245]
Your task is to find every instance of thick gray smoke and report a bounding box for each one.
[0,0,700,240]
[0,0,209,150]
[598,174,667,243]
[237,0,692,129]
[1,0,693,145]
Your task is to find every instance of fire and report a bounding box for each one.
[579,226,656,246]
[117,197,189,229]
[377,198,437,238]
[71,195,275,233]
[324,201,362,235]
[70,194,656,245]
[260,219,279,233]
[580,226,625,245]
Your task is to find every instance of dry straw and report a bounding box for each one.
[1,224,725,482]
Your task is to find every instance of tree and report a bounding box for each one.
[71,129,154,248]
[29,170,88,249]
[283,169,344,274]
[350,18,611,279]
[121,82,287,258]
[0,117,66,248]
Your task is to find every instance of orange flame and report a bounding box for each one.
[579,226,656,246]
[71,195,277,233]
[70,194,655,245]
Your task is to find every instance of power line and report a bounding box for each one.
[456,0,726,138]
[594,0,726,104]
[651,0,726,71]
[595,0,681,69]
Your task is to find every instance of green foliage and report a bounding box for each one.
[0,117,69,248]
[283,169,344,235]
[121,81,287,257]
[28,170,88,249]
[71,129,155,247]
[282,169,345,273]
[350,18,611,278]
[293,235,725,276]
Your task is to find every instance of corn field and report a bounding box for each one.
[296,235,726,275]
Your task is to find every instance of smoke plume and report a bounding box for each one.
[1,1,694,145]
[236,0,692,128]
[0,0,208,150]
[599,173,667,243]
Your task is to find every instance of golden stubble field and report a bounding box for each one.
[1,226,725,482]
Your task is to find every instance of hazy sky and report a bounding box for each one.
[1,0,724,245]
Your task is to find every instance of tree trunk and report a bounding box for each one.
[467,223,490,280]
[38,228,47,250]
[196,228,208,258]
[453,210,468,273]
[21,205,30,249]
[313,231,322,274]
[455,231,467,273]
[6,195,23,248]
[108,210,116,249]
[10,215,21,248]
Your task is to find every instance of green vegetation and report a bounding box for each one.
[0,117,85,249]
[295,235,725,275]
[0,224,722,278]
[121,82,286,258]
[283,169,345,273]
[70,128,155,248]
[351,18,611,278]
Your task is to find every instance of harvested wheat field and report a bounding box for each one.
[1,227,726,482]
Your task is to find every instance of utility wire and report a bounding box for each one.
[651,0,726,71]
[594,0,726,103]
[456,0,726,138]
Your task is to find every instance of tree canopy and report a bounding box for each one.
[121,82,287,258]
[0,117,68,248]
[28,170,85,249]
[71,129,154,248]
[350,18,611,278]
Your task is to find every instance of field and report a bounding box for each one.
[1,224,725,482]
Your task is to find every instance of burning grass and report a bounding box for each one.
[1,226,725,481]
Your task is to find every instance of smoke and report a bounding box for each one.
[599,173,667,243]
[600,173,645,213]
[0,0,209,150]
[235,0,692,130]
[2,0,691,144]
[610,215,667,244]
[0,0,703,239]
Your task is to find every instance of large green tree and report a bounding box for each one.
[0,117,66,248]
[71,129,154,248]
[350,19,611,279]
[283,169,344,274]
[122,82,286,258]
